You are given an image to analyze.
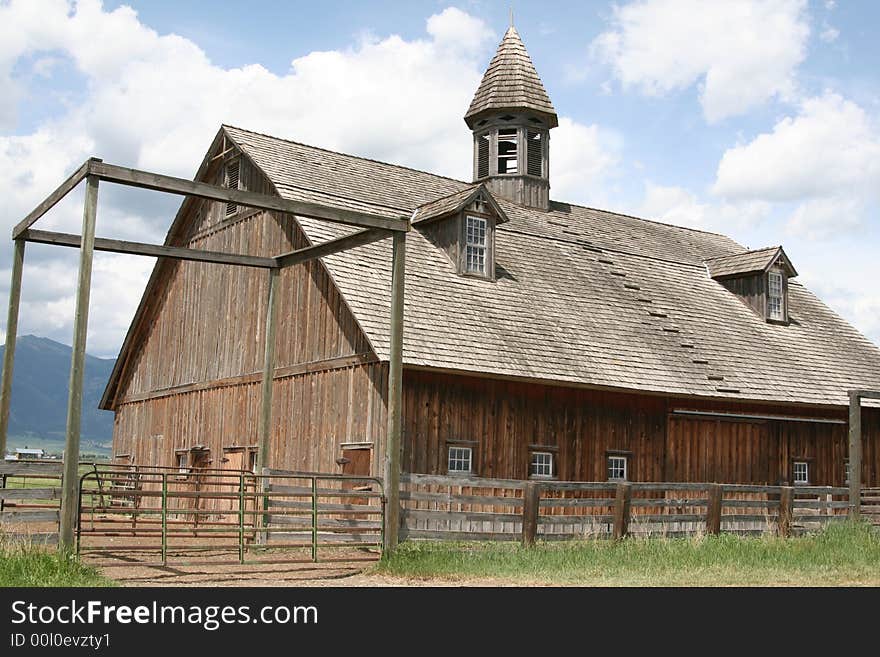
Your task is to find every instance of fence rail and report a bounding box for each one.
[0,460,63,545]
[399,473,851,544]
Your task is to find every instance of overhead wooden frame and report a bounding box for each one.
[0,156,409,553]
[848,389,880,519]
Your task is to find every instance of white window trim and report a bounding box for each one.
[496,128,519,175]
[607,455,628,482]
[793,460,809,485]
[768,270,784,321]
[530,451,554,479]
[464,215,488,275]
[447,446,473,474]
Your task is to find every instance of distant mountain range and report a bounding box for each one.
[0,335,115,457]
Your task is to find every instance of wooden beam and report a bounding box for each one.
[89,161,410,233]
[0,240,25,458]
[257,268,280,473]
[848,390,862,519]
[11,159,97,239]
[277,228,392,268]
[23,229,277,269]
[60,174,99,551]
[853,390,880,400]
[383,231,406,552]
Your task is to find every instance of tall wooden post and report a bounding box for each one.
[612,482,631,540]
[521,481,541,547]
[59,174,99,551]
[256,267,280,474]
[383,231,406,551]
[0,239,25,458]
[848,390,862,519]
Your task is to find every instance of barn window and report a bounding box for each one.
[607,455,628,482]
[465,216,488,274]
[175,450,188,474]
[448,446,473,474]
[768,270,784,321]
[530,451,554,478]
[248,449,258,474]
[224,159,240,216]
[497,128,518,174]
[477,133,490,179]
[793,460,809,485]
[527,129,543,177]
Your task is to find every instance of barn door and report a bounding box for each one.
[337,444,373,518]
[220,447,248,515]
[188,448,211,525]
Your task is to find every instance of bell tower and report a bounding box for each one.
[465,25,557,211]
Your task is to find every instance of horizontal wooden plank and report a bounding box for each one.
[0,487,61,501]
[268,485,383,498]
[0,510,59,524]
[631,483,710,492]
[792,514,843,523]
[401,473,525,489]
[400,491,523,507]
[719,514,775,523]
[721,499,780,509]
[400,529,520,542]
[630,498,708,508]
[267,515,382,530]
[0,461,63,476]
[793,500,851,510]
[540,497,616,508]
[793,486,849,495]
[538,514,614,525]
[12,159,92,238]
[401,509,522,524]
[268,500,381,514]
[629,514,706,523]
[90,161,409,232]
[542,482,617,492]
[23,229,278,269]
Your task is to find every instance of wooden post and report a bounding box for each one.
[256,267,279,473]
[383,231,406,552]
[706,483,722,535]
[778,486,793,537]
[521,481,541,547]
[848,390,862,519]
[59,174,99,551]
[0,239,25,458]
[612,482,631,540]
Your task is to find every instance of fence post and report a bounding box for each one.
[612,482,631,540]
[311,476,318,562]
[521,481,541,547]
[778,486,793,538]
[706,484,722,535]
[238,474,245,565]
[161,473,168,566]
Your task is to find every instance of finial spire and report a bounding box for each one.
[509,7,514,28]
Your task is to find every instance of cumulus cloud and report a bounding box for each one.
[0,1,617,356]
[591,0,810,122]
[636,183,770,232]
[712,93,880,236]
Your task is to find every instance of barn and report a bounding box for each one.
[96,27,880,528]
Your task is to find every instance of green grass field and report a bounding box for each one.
[376,521,880,586]
[0,539,115,587]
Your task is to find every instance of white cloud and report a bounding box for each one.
[550,117,621,206]
[820,26,840,43]
[636,183,770,232]
[0,1,617,356]
[591,0,810,122]
[712,93,880,235]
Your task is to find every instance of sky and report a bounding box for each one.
[0,0,878,358]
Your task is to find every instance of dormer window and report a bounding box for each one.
[465,216,488,274]
[768,270,784,321]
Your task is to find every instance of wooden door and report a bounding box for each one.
[338,446,372,519]
[220,448,247,515]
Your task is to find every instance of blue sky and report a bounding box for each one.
[0,0,878,356]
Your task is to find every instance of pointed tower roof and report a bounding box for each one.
[465,26,558,129]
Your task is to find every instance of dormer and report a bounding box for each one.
[413,185,509,281]
[465,26,557,211]
[705,246,798,324]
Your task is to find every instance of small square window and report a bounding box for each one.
[175,451,188,474]
[607,455,627,482]
[793,460,809,485]
[448,446,473,474]
[530,451,554,478]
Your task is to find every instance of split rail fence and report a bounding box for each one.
[0,460,63,545]
[399,473,852,543]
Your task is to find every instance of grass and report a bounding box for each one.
[0,538,115,587]
[376,521,880,586]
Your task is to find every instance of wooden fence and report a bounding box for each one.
[0,460,63,545]
[399,473,851,543]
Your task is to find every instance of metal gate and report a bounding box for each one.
[76,465,385,566]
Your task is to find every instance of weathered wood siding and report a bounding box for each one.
[401,369,879,486]
[720,273,765,317]
[112,153,385,475]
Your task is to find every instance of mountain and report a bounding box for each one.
[0,335,115,456]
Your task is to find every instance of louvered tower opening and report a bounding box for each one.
[527,129,543,177]
[224,159,240,216]
[477,133,490,179]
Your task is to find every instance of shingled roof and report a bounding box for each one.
[216,125,880,409]
[464,26,558,128]
[705,246,797,279]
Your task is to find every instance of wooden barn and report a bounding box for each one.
[102,26,880,499]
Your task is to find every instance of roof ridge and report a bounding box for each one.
[222,124,470,186]
[704,245,780,261]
